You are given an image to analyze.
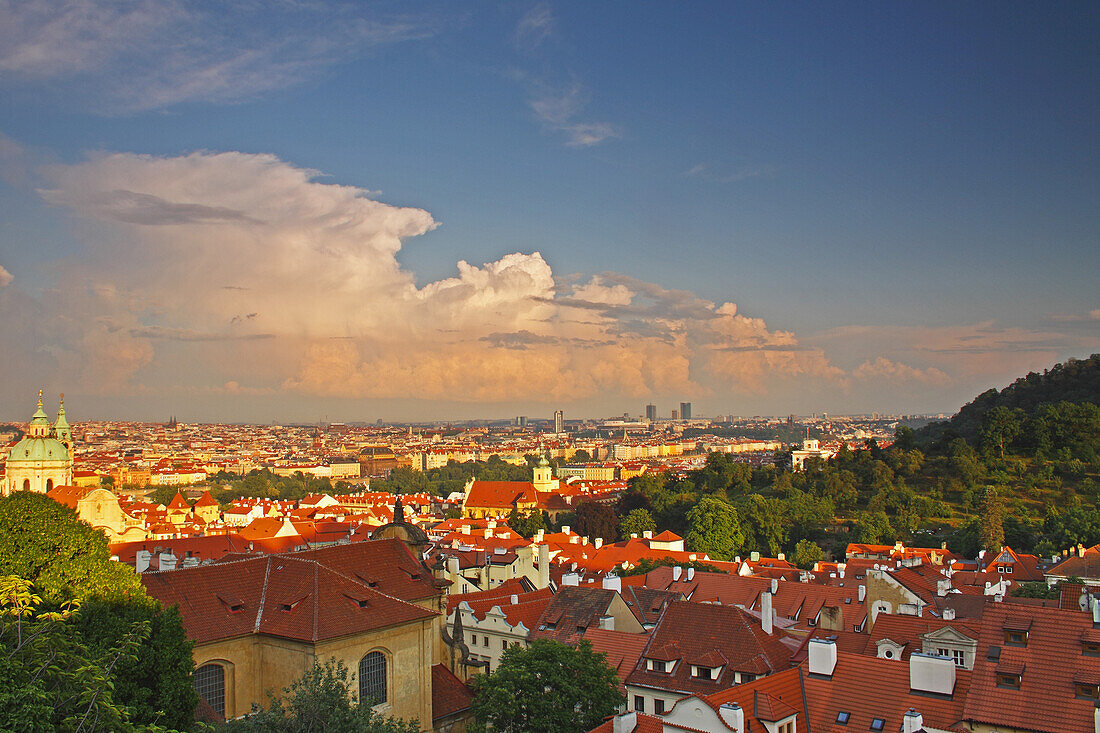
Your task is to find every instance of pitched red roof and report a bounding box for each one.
[431,664,473,722]
[584,628,650,692]
[142,553,436,645]
[625,601,796,696]
[463,480,537,509]
[194,491,219,507]
[167,492,190,510]
[46,485,92,509]
[962,603,1100,733]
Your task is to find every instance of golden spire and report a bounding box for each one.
[37,389,43,408]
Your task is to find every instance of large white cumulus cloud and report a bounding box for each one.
[17,148,930,409]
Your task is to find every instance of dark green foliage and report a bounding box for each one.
[506,508,548,538]
[76,601,197,731]
[224,659,418,733]
[619,508,656,539]
[0,576,165,732]
[685,496,744,561]
[373,455,535,497]
[469,639,623,733]
[1010,581,1060,600]
[575,501,619,542]
[916,354,1099,447]
[0,492,146,604]
[616,556,723,577]
[791,539,824,570]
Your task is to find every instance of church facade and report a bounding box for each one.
[3,392,73,495]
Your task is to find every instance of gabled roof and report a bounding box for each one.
[46,485,92,509]
[1047,545,1100,579]
[141,553,436,645]
[531,586,618,644]
[584,628,650,693]
[625,600,795,696]
[463,480,537,509]
[167,492,190,510]
[962,603,1100,733]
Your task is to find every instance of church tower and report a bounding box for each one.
[3,391,73,495]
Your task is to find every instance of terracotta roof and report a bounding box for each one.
[866,614,978,659]
[193,490,219,507]
[463,480,537,509]
[430,664,473,722]
[1048,546,1100,579]
[531,586,620,645]
[588,712,664,733]
[46,485,92,509]
[963,603,1100,733]
[625,601,795,696]
[142,553,436,645]
[584,628,650,692]
[167,492,189,510]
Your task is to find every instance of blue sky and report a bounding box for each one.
[0,1,1096,422]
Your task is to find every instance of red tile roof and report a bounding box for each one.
[962,603,1100,733]
[625,601,796,696]
[430,664,473,722]
[585,628,650,692]
[142,552,436,645]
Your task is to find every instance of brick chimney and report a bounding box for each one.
[538,544,550,589]
[761,591,774,635]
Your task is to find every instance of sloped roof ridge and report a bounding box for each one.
[255,556,273,632]
[309,554,441,616]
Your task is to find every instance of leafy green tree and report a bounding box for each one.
[0,576,156,732]
[469,639,623,733]
[226,659,418,733]
[685,496,744,561]
[570,449,592,463]
[617,557,722,577]
[619,508,657,539]
[575,501,619,543]
[979,406,1025,459]
[738,494,786,556]
[506,508,547,539]
[852,510,894,545]
[979,486,1005,554]
[791,539,824,570]
[75,600,197,731]
[0,492,145,604]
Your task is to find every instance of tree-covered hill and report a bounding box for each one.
[917,354,1100,446]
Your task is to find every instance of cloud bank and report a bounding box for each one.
[3,147,1094,418]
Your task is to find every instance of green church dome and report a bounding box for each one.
[8,435,69,464]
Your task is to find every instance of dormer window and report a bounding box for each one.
[647,659,673,673]
[1004,630,1027,647]
[690,665,720,680]
[1075,682,1100,700]
[996,671,1022,689]
[1084,642,1100,657]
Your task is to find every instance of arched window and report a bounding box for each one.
[359,651,387,705]
[46,478,53,491]
[22,479,30,492]
[194,663,226,719]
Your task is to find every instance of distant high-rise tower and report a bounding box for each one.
[554,410,564,434]
[516,416,528,427]
[680,402,692,420]
[645,404,657,421]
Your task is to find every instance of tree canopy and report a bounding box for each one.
[469,639,623,733]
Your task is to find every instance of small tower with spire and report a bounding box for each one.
[52,394,73,461]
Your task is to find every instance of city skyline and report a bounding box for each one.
[0,2,1097,422]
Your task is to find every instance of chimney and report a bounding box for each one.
[909,653,955,695]
[603,575,622,592]
[562,573,580,586]
[510,594,519,605]
[807,638,837,676]
[672,566,682,581]
[777,553,785,561]
[1095,704,1100,733]
[447,556,460,574]
[612,711,637,733]
[858,585,866,603]
[643,530,652,539]
[159,552,177,571]
[135,549,151,573]
[902,709,924,733]
[686,567,695,580]
[718,702,745,733]
[484,528,493,539]
[761,591,774,635]
[534,529,544,542]
[594,537,603,549]
[562,525,571,535]
[937,578,951,597]
[538,544,550,588]
[770,578,779,593]
[599,615,615,631]
[942,607,956,621]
